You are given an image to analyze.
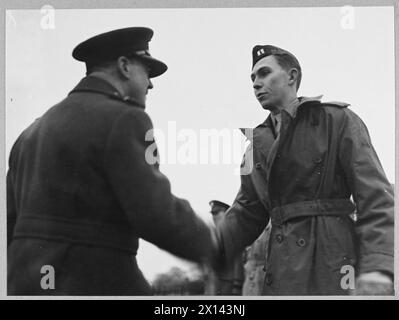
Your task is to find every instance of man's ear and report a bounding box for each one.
[116,56,131,79]
[288,68,298,87]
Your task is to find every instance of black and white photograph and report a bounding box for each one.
[3,1,396,300]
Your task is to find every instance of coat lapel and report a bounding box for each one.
[252,116,276,162]
[241,116,278,210]
[239,95,325,211]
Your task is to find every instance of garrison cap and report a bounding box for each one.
[252,45,300,69]
[72,27,167,78]
[209,200,230,215]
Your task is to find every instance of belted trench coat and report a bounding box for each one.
[218,97,394,295]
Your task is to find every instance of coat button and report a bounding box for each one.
[265,273,273,285]
[255,163,262,169]
[314,157,323,164]
[297,238,306,247]
[276,234,284,243]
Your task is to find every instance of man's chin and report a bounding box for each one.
[260,102,272,111]
[259,102,280,114]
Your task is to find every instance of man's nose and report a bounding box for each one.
[148,79,154,90]
[253,78,262,90]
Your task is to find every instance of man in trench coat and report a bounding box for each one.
[7,27,214,295]
[215,45,394,295]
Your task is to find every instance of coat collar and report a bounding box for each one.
[276,95,324,120]
[240,95,324,159]
[241,95,323,141]
[69,75,144,108]
[297,95,323,108]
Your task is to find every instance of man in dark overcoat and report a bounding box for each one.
[215,45,394,295]
[7,27,213,295]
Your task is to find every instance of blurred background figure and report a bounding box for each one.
[204,200,272,296]
[242,223,271,295]
[204,200,244,295]
[152,266,204,296]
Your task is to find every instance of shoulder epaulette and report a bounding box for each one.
[108,91,145,109]
[321,101,350,108]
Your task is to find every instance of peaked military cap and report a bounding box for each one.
[252,44,300,69]
[72,27,167,78]
[209,200,230,215]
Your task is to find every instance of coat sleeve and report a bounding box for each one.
[216,144,269,264]
[338,109,394,276]
[7,138,20,247]
[103,108,213,263]
[7,170,17,247]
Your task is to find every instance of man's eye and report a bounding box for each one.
[259,70,270,77]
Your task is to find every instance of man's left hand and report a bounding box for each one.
[352,271,394,295]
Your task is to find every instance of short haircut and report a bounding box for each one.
[86,55,141,75]
[273,53,302,91]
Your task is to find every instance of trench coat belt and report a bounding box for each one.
[12,215,139,254]
[270,199,356,226]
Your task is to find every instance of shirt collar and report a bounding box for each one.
[271,95,323,121]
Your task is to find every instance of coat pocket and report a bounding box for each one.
[322,216,357,272]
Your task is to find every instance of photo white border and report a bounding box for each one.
[1,0,397,300]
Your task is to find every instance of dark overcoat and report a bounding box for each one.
[7,76,213,295]
[218,97,394,295]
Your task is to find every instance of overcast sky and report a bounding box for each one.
[6,6,395,282]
